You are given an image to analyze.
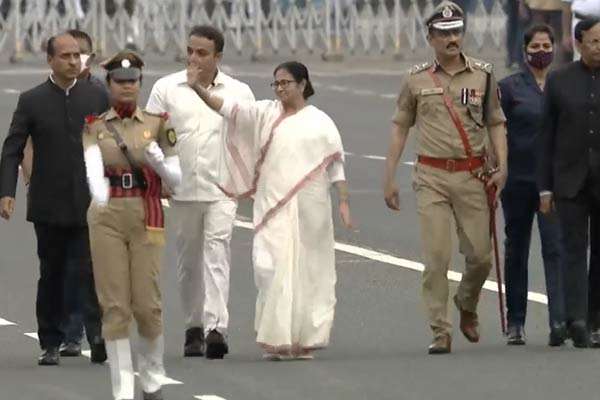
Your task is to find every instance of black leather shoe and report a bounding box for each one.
[569,320,589,348]
[589,328,600,348]
[506,325,526,345]
[90,339,107,364]
[205,330,228,359]
[184,327,205,357]
[59,342,82,357]
[143,389,164,400]
[548,322,567,347]
[38,348,60,366]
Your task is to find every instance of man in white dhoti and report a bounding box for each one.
[187,61,353,360]
[146,25,255,359]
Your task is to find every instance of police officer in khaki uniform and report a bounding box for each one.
[383,1,508,354]
[82,51,182,400]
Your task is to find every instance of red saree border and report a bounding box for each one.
[254,151,342,233]
[258,342,327,356]
[218,109,288,200]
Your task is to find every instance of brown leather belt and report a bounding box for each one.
[417,155,485,172]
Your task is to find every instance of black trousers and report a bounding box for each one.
[590,215,600,329]
[34,224,102,350]
[556,179,600,325]
[502,182,565,329]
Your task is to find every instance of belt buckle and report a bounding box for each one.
[121,173,133,189]
[445,159,456,172]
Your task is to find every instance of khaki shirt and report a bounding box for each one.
[82,107,177,167]
[393,55,506,159]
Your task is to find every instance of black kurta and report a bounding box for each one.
[0,78,109,226]
[538,61,600,198]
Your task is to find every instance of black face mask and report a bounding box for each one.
[526,50,554,69]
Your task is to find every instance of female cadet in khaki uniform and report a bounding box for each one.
[82,51,181,400]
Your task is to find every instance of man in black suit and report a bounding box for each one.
[0,33,109,365]
[538,18,600,348]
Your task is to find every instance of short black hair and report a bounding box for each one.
[274,61,315,99]
[575,18,600,43]
[523,23,555,47]
[47,33,77,57]
[47,36,57,57]
[189,25,224,53]
[67,29,93,53]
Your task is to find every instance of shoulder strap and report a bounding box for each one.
[482,70,491,123]
[426,66,475,162]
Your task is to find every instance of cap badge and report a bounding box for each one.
[121,59,131,68]
[143,130,152,139]
[442,6,453,18]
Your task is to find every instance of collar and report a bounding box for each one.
[176,68,225,88]
[105,106,145,122]
[49,74,77,95]
[433,53,472,74]
[520,67,544,93]
[578,59,600,73]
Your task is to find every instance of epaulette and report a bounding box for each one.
[85,111,106,125]
[143,110,169,120]
[409,61,433,75]
[471,59,493,74]
[84,115,97,125]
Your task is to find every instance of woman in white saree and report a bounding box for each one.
[187,61,353,360]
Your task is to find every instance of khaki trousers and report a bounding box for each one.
[88,198,164,340]
[413,163,492,337]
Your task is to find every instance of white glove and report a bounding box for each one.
[144,141,165,165]
[144,141,182,190]
[84,145,109,206]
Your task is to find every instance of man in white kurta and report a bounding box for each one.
[562,0,600,60]
[146,26,254,359]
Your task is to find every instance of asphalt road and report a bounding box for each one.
[1,55,599,400]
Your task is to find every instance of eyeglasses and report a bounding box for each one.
[270,79,295,89]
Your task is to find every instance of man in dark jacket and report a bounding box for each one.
[538,18,600,348]
[0,32,109,365]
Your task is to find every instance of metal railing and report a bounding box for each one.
[0,0,507,61]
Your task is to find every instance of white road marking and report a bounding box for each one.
[328,85,349,92]
[234,220,253,229]
[351,89,376,96]
[195,395,228,400]
[0,317,16,326]
[0,69,48,75]
[24,332,39,340]
[380,93,397,99]
[3,88,20,94]
[232,220,548,305]
[403,161,415,166]
[362,155,386,160]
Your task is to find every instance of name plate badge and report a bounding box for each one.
[420,87,444,96]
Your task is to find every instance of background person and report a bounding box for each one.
[498,23,566,347]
